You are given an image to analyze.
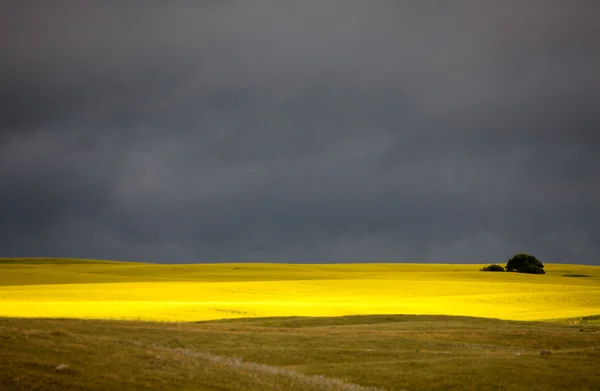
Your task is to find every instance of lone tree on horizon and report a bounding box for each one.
[505,253,545,274]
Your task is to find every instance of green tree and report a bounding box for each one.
[505,253,545,274]
[480,264,505,272]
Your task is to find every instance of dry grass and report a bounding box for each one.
[0,315,599,390]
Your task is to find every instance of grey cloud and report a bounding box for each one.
[1,0,599,264]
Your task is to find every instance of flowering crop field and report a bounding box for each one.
[0,259,598,322]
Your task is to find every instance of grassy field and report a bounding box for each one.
[0,259,599,322]
[1,259,599,390]
[1,314,599,391]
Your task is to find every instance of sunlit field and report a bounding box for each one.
[0,259,599,322]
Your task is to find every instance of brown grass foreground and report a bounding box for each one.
[0,314,599,391]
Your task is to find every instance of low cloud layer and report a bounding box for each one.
[1,1,599,264]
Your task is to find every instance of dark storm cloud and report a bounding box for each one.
[1,0,599,264]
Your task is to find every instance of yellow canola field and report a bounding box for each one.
[0,262,599,322]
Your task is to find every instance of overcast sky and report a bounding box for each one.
[1,1,599,264]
